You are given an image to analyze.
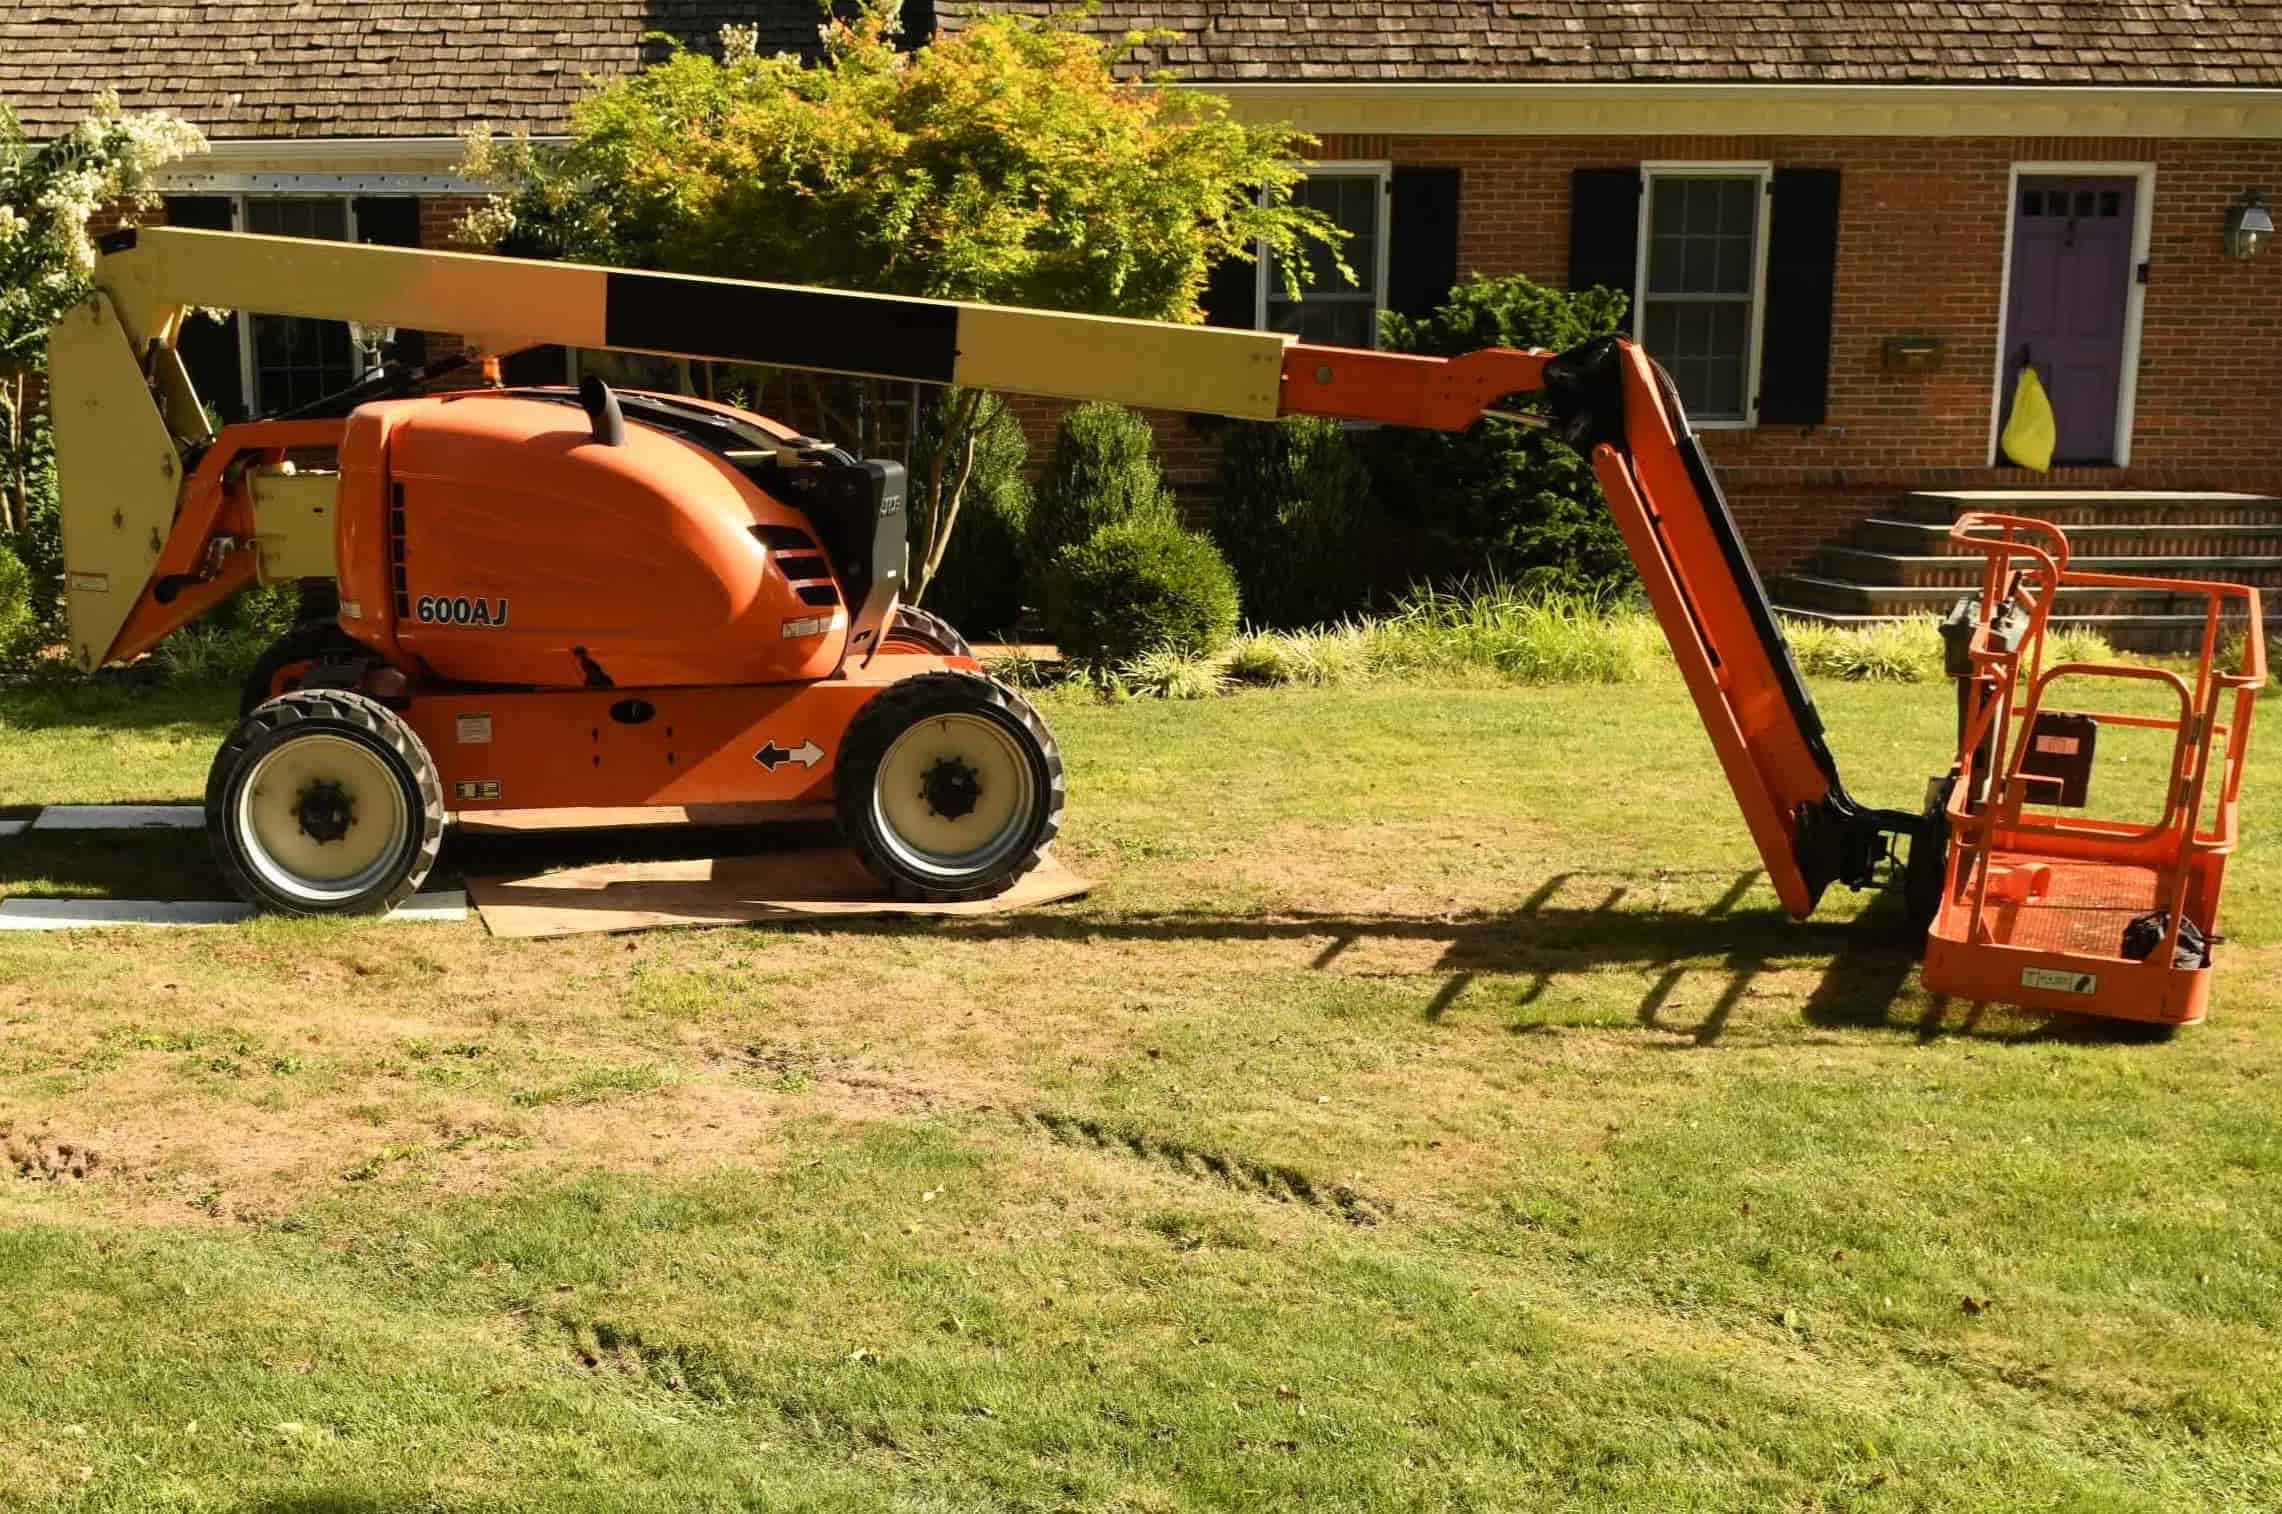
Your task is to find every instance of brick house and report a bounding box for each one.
[10,2,2282,618]
[946,2,2282,594]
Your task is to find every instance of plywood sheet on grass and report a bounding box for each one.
[467,850,1089,938]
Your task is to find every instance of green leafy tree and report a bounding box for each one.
[911,388,1031,636]
[1367,274,1633,593]
[466,4,1339,603]
[0,93,204,539]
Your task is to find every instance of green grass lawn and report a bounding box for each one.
[2,668,2278,1510]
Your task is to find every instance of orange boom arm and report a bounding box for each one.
[1275,337,1921,919]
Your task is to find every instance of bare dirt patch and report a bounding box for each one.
[2,1123,112,1183]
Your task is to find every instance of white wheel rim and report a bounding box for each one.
[234,733,411,904]
[872,712,1038,880]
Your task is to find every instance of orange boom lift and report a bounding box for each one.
[46,228,2263,1025]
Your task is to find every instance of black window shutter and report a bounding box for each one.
[1568,168,1641,305]
[352,195,420,247]
[1759,168,1842,427]
[1387,166,1461,319]
[353,197,427,367]
[1201,247,1260,329]
[164,194,233,231]
[160,196,245,423]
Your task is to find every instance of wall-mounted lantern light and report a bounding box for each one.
[2223,189,2274,260]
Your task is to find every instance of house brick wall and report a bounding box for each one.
[1118,133,2282,572]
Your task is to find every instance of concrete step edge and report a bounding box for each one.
[1904,490,2282,506]
[1814,548,2282,572]
[1859,516,2282,538]
[1775,575,2258,605]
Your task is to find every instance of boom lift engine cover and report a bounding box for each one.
[46,228,2263,1025]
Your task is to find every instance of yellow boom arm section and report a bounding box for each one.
[56,226,1307,668]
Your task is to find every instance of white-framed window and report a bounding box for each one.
[1258,162,1391,350]
[165,192,411,419]
[240,196,366,414]
[1634,162,1773,427]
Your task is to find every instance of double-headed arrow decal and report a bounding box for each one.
[754,739,825,771]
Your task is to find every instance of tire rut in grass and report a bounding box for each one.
[1025,1109,1387,1226]
[557,1315,743,1403]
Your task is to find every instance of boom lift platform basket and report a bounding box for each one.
[1921,513,2266,1026]
[39,227,2267,1026]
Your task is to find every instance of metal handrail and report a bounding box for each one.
[1936,516,2264,969]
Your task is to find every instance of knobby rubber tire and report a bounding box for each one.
[238,621,369,717]
[206,689,446,916]
[880,605,975,659]
[836,670,1064,902]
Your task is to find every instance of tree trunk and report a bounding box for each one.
[910,388,983,603]
[0,373,22,539]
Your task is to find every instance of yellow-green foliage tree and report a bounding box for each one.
[465,4,1339,602]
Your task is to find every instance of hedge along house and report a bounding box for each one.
[945,1,2282,645]
[9,1,2282,640]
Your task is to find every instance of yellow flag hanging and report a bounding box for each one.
[2001,366,2056,473]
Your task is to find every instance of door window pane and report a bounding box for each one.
[1263,172,1383,350]
[244,197,360,414]
[1639,173,1762,422]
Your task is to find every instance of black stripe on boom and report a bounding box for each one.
[602,271,960,383]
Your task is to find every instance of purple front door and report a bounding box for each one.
[2000,176,2137,464]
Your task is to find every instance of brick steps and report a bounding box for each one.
[1890,489,2282,528]
[1810,547,2282,590]
[1772,490,2277,654]
[1852,517,2282,558]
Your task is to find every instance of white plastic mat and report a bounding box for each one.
[0,891,469,930]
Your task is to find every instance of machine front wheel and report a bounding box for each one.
[206,690,445,916]
[837,672,1064,901]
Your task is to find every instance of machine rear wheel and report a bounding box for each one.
[206,690,445,916]
[836,671,1063,901]
[881,605,974,659]
[239,621,367,717]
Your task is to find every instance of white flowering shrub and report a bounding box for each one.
[0,92,205,367]
[0,91,202,646]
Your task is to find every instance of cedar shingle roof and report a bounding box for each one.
[941,2,2282,88]
[4,2,2278,142]
[0,2,833,139]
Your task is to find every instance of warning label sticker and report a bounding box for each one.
[454,779,502,802]
[2021,966,2097,995]
[456,713,493,745]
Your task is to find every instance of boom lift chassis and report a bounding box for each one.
[44,228,2264,1026]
